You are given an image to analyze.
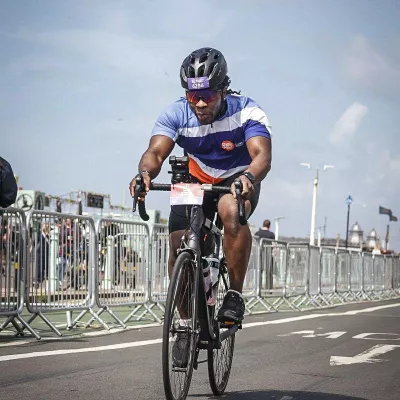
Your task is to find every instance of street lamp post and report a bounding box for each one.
[301,163,334,246]
[274,216,285,240]
[345,195,353,249]
[345,199,366,249]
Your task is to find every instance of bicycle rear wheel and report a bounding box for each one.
[207,267,235,396]
[162,251,198,400]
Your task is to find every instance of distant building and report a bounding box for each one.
[366,228,379,252]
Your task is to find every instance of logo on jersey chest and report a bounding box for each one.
[221,140,235,151]
[221,140,244,151]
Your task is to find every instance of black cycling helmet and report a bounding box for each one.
[180,47,228,90]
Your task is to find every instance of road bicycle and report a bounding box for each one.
[132,156,246,400]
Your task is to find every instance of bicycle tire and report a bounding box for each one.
[207,267,235,396]
[162,251,198,400]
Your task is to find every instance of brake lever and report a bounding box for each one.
[234,181,247,226]
[132,176,142,212]
[132,176,150,221]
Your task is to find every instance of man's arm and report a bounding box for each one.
[138,135,175,180]
[129,135,175,197]
[230,136,271,200]
[244,136,272,184]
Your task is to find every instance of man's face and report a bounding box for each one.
[187,89,225,125]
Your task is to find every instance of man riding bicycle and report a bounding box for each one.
[129,47,272,324]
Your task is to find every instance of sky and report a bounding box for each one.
[1,0,400,250]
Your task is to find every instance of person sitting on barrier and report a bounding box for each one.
[0,157,18,209]
[255,219,275,240]
[129,47,272,335]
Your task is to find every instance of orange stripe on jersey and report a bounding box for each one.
[189,157,224,184]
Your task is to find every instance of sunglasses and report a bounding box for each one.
[186,89,219,105]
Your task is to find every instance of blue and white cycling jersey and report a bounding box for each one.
[151,95,271,184]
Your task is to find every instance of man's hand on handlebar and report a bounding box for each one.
[231,174,254,201]
[129,172,151,201]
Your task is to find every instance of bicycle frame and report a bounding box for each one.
[177,204,237,349]
[131,174,245,348]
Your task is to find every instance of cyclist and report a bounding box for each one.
[129,47,272,363]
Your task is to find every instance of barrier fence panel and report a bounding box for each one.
[350,252,364,300]
[383,256,395,297]
[373,255,385,298]
[336,250,351,301]
[320,248,336,304]
[89,218,151,328]
[285,244,308,310]
[258,239,288,311]
[143,223,169,323]
[308,246,320,294]
[25,211,96,335]
[0,208,39,338]
[394,256,400,292]
[241,237,259,313]
[363,253,374,298]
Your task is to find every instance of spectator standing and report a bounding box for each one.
[34,223,50,286]
[254,219,275,240]
[0,157,18,208]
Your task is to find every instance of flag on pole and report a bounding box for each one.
[379,206,392,216]
[390,215,398,222]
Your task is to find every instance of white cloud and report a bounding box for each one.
[13,29,187,79]
[262,178,311,207]
[364,149,400,189]
[382,150,400,175]
[345,35,400,97]
[330,102,368,145]
[364,141,378,155]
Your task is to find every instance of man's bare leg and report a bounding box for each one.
[217,194,253,293]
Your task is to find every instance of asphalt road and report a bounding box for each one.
[1,300,400,400]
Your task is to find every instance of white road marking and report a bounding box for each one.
[278,330,346,339]
[342,303,400,315]
[1,302,399,362]
[353,332,400,341]
[0,322,160,347]
[0,338,163,362]
[0,340,31,348]
[330,344,400,366]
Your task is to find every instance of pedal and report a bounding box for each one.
[219,319,243,329]
[172,366,187,372]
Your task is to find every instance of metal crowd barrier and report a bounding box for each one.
[144,223,169,323]
[256,238,289,311]
[320,247,337,302]
[25,211,97,335]
[86,218,152,328]
[1,207,400,340]
[350,252,363,300]
[0,208,39,338]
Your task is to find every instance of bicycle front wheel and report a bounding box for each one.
[207,268,235,396]
[162,251,198,400]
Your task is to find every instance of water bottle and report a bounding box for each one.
[202,260,213,304]
[203,256,219,306]
[209,259,220,306]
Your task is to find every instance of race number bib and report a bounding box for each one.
[170,183,204,206]
[187,77,210,90]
